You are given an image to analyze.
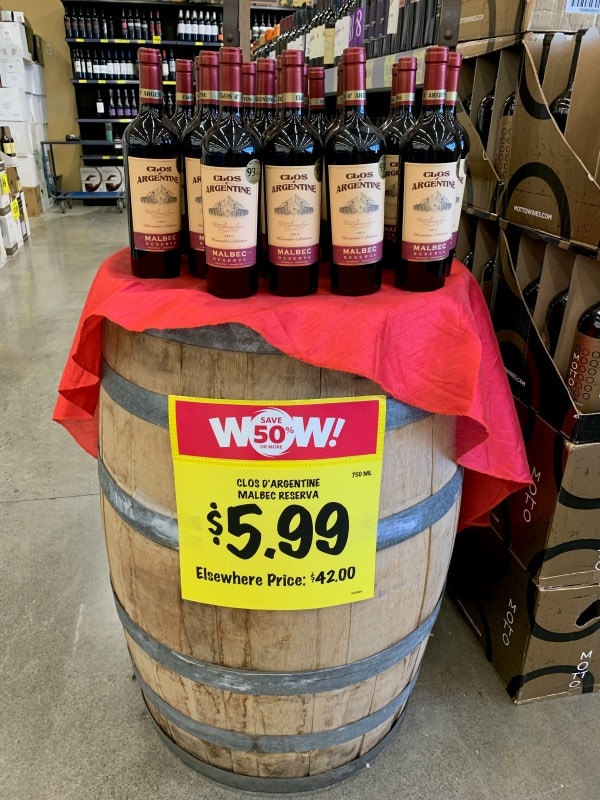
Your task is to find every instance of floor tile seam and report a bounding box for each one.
[0,492,99,506]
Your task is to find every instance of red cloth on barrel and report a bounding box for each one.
[53,249,531,529]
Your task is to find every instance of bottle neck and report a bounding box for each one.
[138,62,163,112]
[421,60,447,115]
[220,63,243,116]
[343,59,366,116]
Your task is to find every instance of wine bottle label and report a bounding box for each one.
[495,114,513,182]
[202,162,261,268]
[387,0,400,35]
[423,90,445,105]
[328,160,385,266]
[309,98,325,109]
[282,92,303,107]
[139,87,162,104]
[449,157,467,248]
[334,18,350,59]
[243,94,256,106]
[384,155,399,242]
[256,95,275,106]
[313,25,325,59]
[96,101,105,114]
[220,90,243,104]
[324,29,335,65]
[198,90,219,104]
[185,157,204,251]
[567,333,600,414]
[265,164,321,266]
[345,90,367,105]
[128,157,181,251]
[401,162,457,261]
[176,92,194,104]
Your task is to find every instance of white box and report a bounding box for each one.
[16,153,40,186]
[8,120,36,154]
[0,12,13,22]
[27,93,46,124]
[0,22,30,59]
[0,45,26,89]
[100,166,124,193]
[34,122,46,150]
[0,230,7,268]
[25,63,44,95]
[0,210,23,254]
[80,167,105,193]
[0,86,30,120]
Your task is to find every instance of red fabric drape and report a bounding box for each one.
[53,249,531,529]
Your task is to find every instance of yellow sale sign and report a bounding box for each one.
[169,396,386,611]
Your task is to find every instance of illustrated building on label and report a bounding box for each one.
[208,195,249,217]
[274,194,314,216]
[140,186,178,204]
[340,192,379,214]
[414,190,452,212]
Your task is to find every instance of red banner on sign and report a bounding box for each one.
[174,399,381,461]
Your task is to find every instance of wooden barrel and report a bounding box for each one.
[98,320,462,793]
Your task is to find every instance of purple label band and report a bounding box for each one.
[189,231,205,250]
[268,243,319,266]
[401,239,452,261]
[332,241,383,266]
[449,231,458,249]
[206,245,257,268]
[134,231,180,251]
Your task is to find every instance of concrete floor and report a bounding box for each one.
[1,206,599,800]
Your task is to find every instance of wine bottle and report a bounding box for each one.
[323,1,336,69]
[381,56,417,270]
[550,29,584,135]
[121,8,128,39]
[445,51,470,269]
[479,257,495,306]
[192,10,200,43]
[169,50,177,82]
[171,59,195,138]
[85,10,93,39]
[1,126,15,156]
[242,61,257,121]
[184,10,192,42]
[155,11,162,38]
[183,52,220,276]
[127,8,134,40]
[91,7,99,39]
[495,90,515,182]
[141,13,148,41]
[201,47,262,298]
[254,58,277,141]
[566,299,600,413]
[263,50,323,296]
[542,287,569,357]
[108,88,116,118]
[476,89,494,150]
[96,90,105,117]
[462,250,474,271]
[308,66,330,259]
[325,46,385,295]
[177,9,185,41]
[123,48,181,278]
[79,8,86,39]
[64,11,72,38]
[123,87,131,118]
[149,10,155,39]
[161,50,169,82]
[116,87,124,118]
[72,49,81,79]
[523,275,540,311]
[134,9,142,40]
[396,46,460,292]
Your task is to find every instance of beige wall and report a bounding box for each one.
[5,1,80,190]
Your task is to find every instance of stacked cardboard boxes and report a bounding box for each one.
[0,11,48,216]
[450,7,600,703]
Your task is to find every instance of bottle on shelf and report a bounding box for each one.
[476,88,494,150]
[210,11,218,44]
[141,12,148,41]
[252,15,260,43]
[462,250,474,271]
[192,10,200,42]
[1,126,16,157]
[242,61,257,121]
[307,65,331,260]
[542,287,569,357]
[149,10,155,39]
[550,29,585,135]
[396,46,460,292]
[162,50,169,82]
[123,47,181,278]
[566,299,600,413]
[218,14,223,45]
[177,9,185,41]
[85,10,93,39]
[96,89,105,117]
[86,51,93,80]
[263,50,323,296]
[121,8,128,39]
[445,51,470,269]
[134,9,142,40]
[380,57,418,270]
[184,10,192,42]
[325,46,385,295]
[201,47,262,298]
[108,88,116,118]
[183,51,220,276]
[72,49,81,79]
[106,50,114,79]
[78,8,86,40]
[155,10,162,39]
[91,7,100,39]
[479,258,496,306]
[64,10,72,39]
[169,50,177,82]
[116,87,124,117]
[171,59,195,138]
[127,8,134,40]
[523,275,541,312]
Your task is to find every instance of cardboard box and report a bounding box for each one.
[492,226,600,443]
[490,396,600,588]
[27,92,46,124]
[5,163,20,195]
[0,228,7,268]
[0,206,22,254]
[15,153,40,187]
[0,45,26,89]
[502,31,600,249]
[24,62,44,95]
[459,0,598,42]
[100,165,124,193]
[0,86,30,120]
[22,185,42,216]
[80,167,105,193]
[0,21,30,59]
[8,120,36,155]
[448,524,600,703]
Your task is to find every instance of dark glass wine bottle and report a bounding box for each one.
[182,52,219,277]
[462,250,474,271]
[542,287,569,357]
[201,47,262,298]
[523,275,540,311]
[254,58,277,141]
[445,51,470,270]
[479,257,495,306]
[242,61,257,121]
[263,51,323,296]
[123,48,181,278]
[550,29,584,135]
[566,299,600,413]
[381,56,417,270]
[495,90,515,182]
[476,89,494,149]
[325,46,385,295]
[308,66,331,260]
[396,46,460,292]
[171,59,195,138]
